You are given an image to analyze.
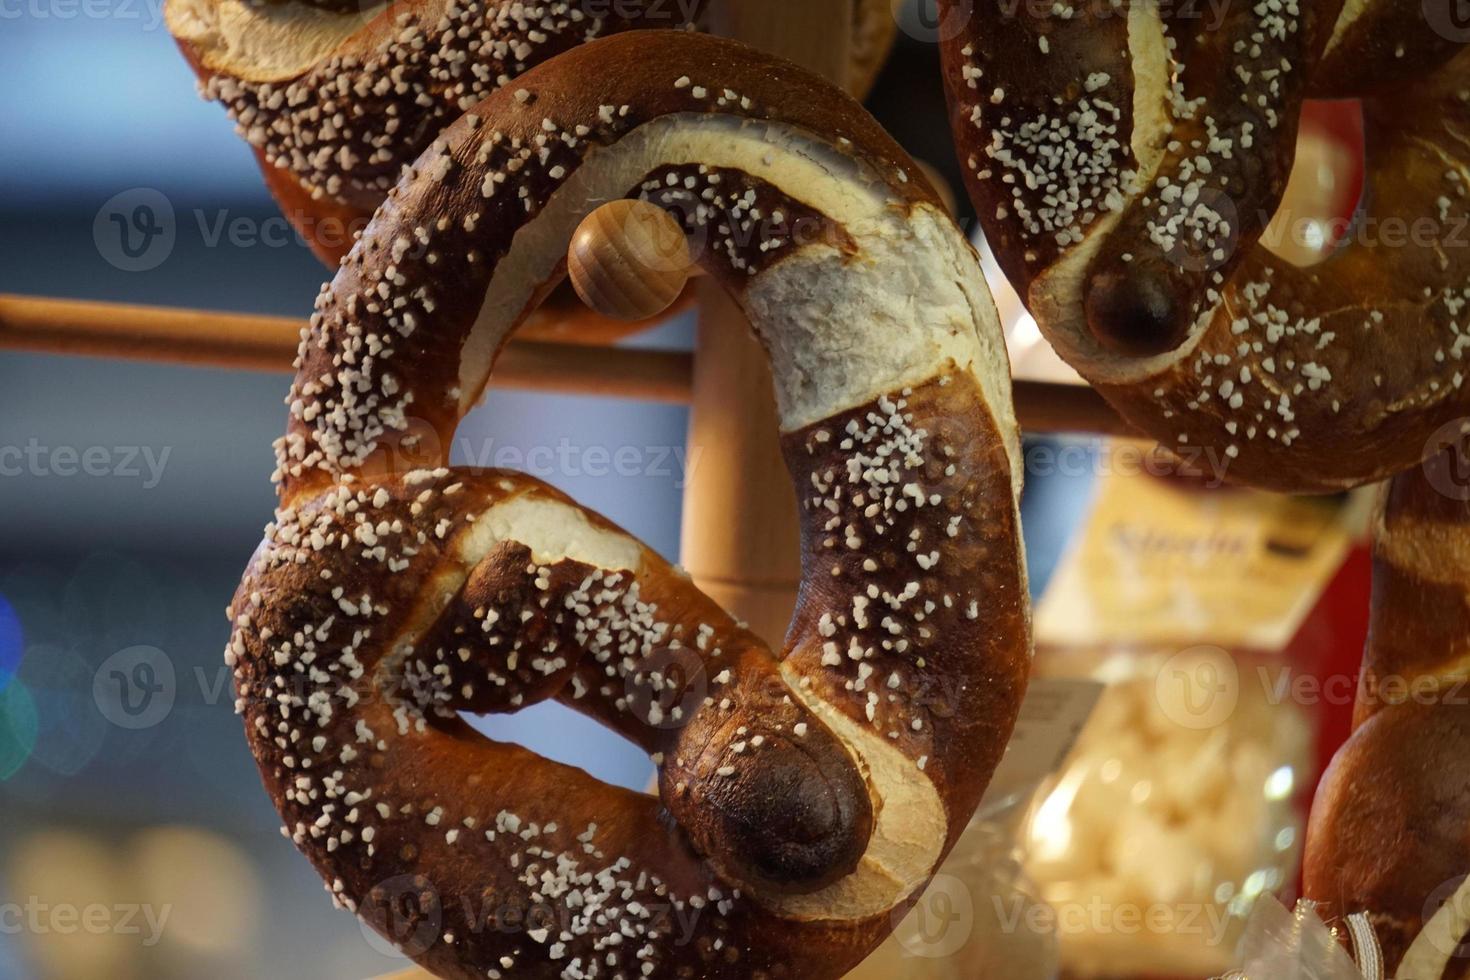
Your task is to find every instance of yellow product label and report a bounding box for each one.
[1035,467,1354,652]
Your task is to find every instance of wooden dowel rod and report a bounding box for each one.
[1013,378,1137,438]
[0,292,302,373]
[0,293,1132,432]
[0,293,693,404]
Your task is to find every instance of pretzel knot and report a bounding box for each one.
[226,33,1030,980]
[940,0,1470,492]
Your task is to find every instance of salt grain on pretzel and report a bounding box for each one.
[227,32,1030,980]
[939,0,1470,491]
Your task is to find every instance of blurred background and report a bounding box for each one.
[0,3,1372,979]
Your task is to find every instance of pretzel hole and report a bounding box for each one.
[475,701,655,791]
[1258,100,1366,268]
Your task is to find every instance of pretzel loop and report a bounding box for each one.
[229,33,1029,979]
[940,0,1470,491]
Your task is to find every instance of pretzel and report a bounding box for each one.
[226,32,1030,979]
[1303,437,1470,978]
[166,0,897,268]
[937,0,1470,492]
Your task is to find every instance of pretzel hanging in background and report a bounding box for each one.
[1303,437,1470,979]
[938,0,1470,492]
[166,0,897,268]
[165,0,705,267]
[227,32,1030,979]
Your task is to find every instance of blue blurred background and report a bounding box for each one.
[0,6,1093,978]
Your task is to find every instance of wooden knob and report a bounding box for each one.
[568,199,693,321]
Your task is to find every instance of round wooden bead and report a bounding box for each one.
[568,199,693,322]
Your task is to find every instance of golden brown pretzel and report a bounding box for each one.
[938,0,1470,492]
[1304,439,1470,978]
[166,0,898,269]
[165,0,704,266]
[228,32,1030,979]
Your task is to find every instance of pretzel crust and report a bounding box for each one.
[168,0,898,268]
[166,0,703,264]
[229,32,1029,979]
[1303,446,1470,977]
[940,0,1470,492]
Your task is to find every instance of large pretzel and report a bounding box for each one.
[1303,440,1470,978]
[227,32,1030,979]
[166,0,897,267]
[938,0,1470,492]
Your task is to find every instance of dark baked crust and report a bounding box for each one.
[171,0,699,264]
[275,30,941,497]
[1305,703,1470,977]
[1304,447,1470,975]
[229,31,1028,980]
[939,0,1470,492]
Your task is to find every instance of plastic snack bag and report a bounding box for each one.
[1019,458,1365,979]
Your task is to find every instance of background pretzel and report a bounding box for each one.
[938,0,1470,492]
[1303,436,1470,978]
[166,0,897,268]
[228,31,1030,979]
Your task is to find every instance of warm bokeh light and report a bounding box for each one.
[6,829,141,980]
[130,825,262,957]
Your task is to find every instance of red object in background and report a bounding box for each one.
[1293,539,1374,796]
[1285,99,1370,811]
[1301,99,1368,245]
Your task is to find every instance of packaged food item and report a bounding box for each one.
[848,455,1369,980]
[1022,647,1312,978]
[1020,461,1367,979]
